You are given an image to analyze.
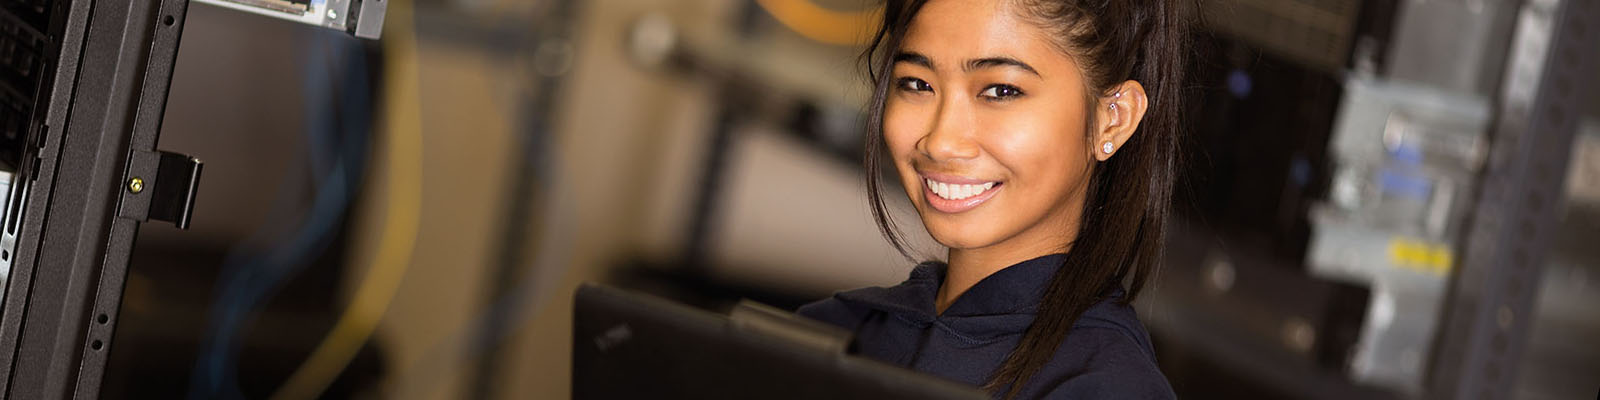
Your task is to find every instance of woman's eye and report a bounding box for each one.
[897,77,933,93]
[979,84,1025,100]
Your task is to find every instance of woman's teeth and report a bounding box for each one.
[927,179,997,200]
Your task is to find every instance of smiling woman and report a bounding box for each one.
[797,0,1190,398]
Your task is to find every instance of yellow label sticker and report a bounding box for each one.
[1387,237,1454,276]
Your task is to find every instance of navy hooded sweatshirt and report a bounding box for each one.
[796,254,1175,399]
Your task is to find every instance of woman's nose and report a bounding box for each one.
[917,99,980,161]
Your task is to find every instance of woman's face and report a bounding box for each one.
[885,0,1097,255]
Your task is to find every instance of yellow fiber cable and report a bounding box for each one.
[753,0,882,46]
[271,0,423,398]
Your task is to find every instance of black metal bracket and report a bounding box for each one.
[117,150,202,229]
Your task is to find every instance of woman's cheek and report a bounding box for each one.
[990,103,1084,163]
[883,107,928,166]
[983,119,1043,171]
[883,101,920,147]
[883,106,925,201]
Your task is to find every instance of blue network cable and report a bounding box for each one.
[188,30,374,400]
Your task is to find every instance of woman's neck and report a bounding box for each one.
[936,238,1070,314]
[934,184,1087,314]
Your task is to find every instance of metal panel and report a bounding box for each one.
[0,0,97,395]
[1201,0,1363,72]
[191,0,384,38]
[1383,0,1521,96]
[1426,0,1598,398]
[75,0,191,396]
[353,0,386,39]
[0,0,191,397]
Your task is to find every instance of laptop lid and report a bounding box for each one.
[573,283,988,400]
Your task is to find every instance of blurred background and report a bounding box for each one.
[97,0,1597,398]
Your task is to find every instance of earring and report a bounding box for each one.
[1102,141,1115,154]
[1109,103,1118,111]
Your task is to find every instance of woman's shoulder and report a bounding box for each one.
[1034,297,1174,399]
[1039,328,1173,399]
[795,296,871,331]
[795,261,944,330]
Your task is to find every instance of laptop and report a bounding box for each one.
[573,283,988,400]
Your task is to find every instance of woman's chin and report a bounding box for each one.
[923,222,999,251]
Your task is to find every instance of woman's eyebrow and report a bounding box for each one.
[966,57,1041,77]
[892,52,1040,78]
[893,51,934,69]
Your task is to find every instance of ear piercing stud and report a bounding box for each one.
[1102,141,1115,154]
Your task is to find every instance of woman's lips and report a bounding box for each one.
[922,176,1003,214]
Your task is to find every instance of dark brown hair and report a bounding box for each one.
[860,0,1190,397]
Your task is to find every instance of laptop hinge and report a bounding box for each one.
[729,300,853,354]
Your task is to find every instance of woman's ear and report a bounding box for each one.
[1092,80,1148,162]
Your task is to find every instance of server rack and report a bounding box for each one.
[0,0,200,398]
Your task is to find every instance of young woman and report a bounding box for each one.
[797,0,1187,398]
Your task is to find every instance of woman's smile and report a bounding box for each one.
[921,172,1005,213]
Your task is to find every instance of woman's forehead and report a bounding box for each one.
[900,0,1076,75]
